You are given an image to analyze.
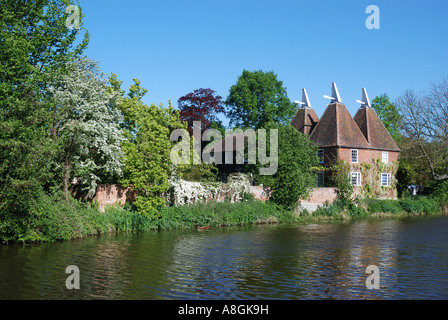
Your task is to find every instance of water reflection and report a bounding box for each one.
[1,216,447,299]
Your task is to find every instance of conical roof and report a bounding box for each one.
[290,107,319,135]
[353,107,400,151]
[309,102,370,148]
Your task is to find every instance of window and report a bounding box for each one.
[351,149,358,163]
[317,149,324,164]
[351,172,361,186]
[381,173,391,186]
[316,172,324,187]
[382,152,389,164]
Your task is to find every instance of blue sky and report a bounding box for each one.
[80,0,448,125]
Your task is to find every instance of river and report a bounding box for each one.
[1,215,447,300]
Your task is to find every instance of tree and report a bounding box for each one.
[425,77,448,145]
[0,0,89,213]
[177,88,225,135]
[397,85,448,183]
[48,58,125,200]
[225,70,296,130]
[329,160,353,203]
[110,75,186,217]
[372,93,403,141]
[250,124,318,210]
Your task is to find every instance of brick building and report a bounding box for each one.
[291,84,400,199]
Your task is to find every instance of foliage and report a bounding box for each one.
[177,88,225,135]
[0,191,112,243]
[0,0,89,215]
[225,70,296,129]
[398,197,440,215]
[372,93,403,142]
[178,163,219,182]
[428,180,448,206]
[397,78,448,184]
[251,125,319,210]
[168,173,251,206]
[328,160,353,203]
[48,57,125,199]
[109,76,186,217]
[158,200,294,230]
[364,199,402,214]
[168,177,222,206]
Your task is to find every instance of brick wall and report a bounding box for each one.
[249,186,271,201]
[319,147,400,199]
[93,184,135,212]
[338,148,399,164]
[92,184,271,211]
[302,187,338,204]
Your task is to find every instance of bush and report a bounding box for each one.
[365,199,402,214]
[158,200,293,230]
[399,197,440,215]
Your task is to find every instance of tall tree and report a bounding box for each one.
[397,80,448,183]
[248,124,319,210]
[48,58,125,200]
[0,0,89,213]
[110,75,186,217]
[372,93,403,141]
[225,70,296,130]
[177,88,224,135]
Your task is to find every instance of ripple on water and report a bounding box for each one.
[1,216,448,299]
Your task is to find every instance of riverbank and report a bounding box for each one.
[0,194,446,243]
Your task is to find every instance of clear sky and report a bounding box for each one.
[80,0,448,125]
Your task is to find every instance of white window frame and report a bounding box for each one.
[317,149,324,164]
[316,172,324,187]
[351,149,358,163]
[351,172,361,186]
[382,152,389,164]
[381,173,391,186]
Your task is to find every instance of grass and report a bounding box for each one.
[0,193,445,243]
[157,200,295,230]
[311,196,443,220]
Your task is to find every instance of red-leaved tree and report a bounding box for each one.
[177,88,225,135]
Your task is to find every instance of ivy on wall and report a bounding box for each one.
[326,158,400,200]
[357,159,399,199]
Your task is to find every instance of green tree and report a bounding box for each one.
[251,125,318,210]
[110,75,185,217]
[225,70,296,130]
[48,58,125,200]
[329,160,353,203]
[372,93,403,141]
[0,0,89,213]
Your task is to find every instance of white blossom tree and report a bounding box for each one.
[48,57,125,199]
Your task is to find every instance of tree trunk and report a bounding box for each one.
[63,158,72,201]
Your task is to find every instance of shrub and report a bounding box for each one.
[399,197,440,215]
[365,199,402,214]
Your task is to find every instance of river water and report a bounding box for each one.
[0,215,447,300]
